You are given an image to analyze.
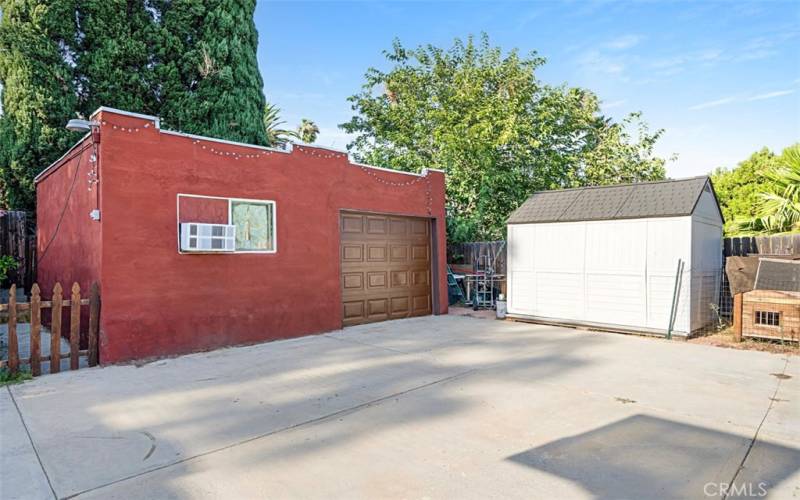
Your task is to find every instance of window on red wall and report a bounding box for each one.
[230,200,276,252]
[178,194,277,254]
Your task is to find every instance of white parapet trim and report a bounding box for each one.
[37,107,445,184]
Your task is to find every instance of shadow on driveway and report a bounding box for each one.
[507,414,800,499]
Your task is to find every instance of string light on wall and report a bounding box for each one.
[87,151,99,191]
[102,120,280,159]
[191,139,277,159]
[101,120,152,133]
[99,120,435,215]
[350,156,435,215]
[296,145,347,160]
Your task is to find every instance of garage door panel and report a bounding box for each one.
[343,301,365,321]
[411,245,429,261]
[411,270,429,286]
[341,212,432,326]
[411,220,428,235]
[342,272,364,291]
[391,296,410,315]
[366,216,387,234]
[390,245,408,261]
[367,271,387,289]
[341,215,363,233]
[388,218,408,235]
[367,245,387,262]
[341,244,364,262]
[367,299,389,319]
[390,270,409,288]
[412,295,431,313]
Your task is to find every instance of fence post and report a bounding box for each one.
[88,282,100,367]
[30,284,41,376]
[732,293,743,342]
[8,284,19,374]
[51,282,63,374]
[70,282,81,370]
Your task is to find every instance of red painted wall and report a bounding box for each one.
[36,135,102,344]
[39,109,447,363]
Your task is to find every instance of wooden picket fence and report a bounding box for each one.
[1,282,99,376]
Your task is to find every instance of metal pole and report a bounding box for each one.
[667,259,684,340]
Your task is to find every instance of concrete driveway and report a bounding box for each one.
[2,315,798,499]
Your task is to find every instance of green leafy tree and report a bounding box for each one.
[577,112,668,186]
[711,148,779,235]
[731,144,800,235]
[341,34,667,241]
[297,118,319,143]
[0,0,271,209]
[74,1,160,115]
[0,0,79,210]
[158,0,268,145]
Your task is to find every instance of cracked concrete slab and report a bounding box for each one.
[0,388,54,500]
[2,315,797,499]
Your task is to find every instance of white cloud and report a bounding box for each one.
[688,89,796,110]
[577,49,627,76]
[604,35,642,50]
[747,89,795,101]
[689,97,737,111]
[602,99,627,110]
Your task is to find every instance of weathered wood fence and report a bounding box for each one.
[1,282,99,376]
[449,234,800,272]
[0,210,36,290]
[723,234,800,257]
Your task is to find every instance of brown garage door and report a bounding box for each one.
[340,211,433,326]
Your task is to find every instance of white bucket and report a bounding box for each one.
[495,295,507,319]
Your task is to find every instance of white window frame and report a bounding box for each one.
[754,310,780,327]
[228,197,278,254]
[177,194,277,254]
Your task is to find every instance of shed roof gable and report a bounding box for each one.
[508,176,720,224]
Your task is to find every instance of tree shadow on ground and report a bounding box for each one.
[12,316,605,498]
[507,414,800,499]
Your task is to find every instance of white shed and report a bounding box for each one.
[506,176,724,337]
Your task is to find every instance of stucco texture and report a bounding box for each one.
[37,109,447,363]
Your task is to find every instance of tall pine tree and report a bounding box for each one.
[158,0,267,145]
[74,0,160,115]
[0,0,80,210]
[0,0,270,209]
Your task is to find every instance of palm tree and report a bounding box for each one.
[263,103,296,147]
[733,144,800,234]
[297,119,320,143]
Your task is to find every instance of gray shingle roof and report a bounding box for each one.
[755,258,800,292]
[508,176,716,224]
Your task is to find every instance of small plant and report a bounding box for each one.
[709,302,727,332]
[0,367,32,386]
[0,255,18,283]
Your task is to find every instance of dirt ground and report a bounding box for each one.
[689,328,799,355]
[447,306,799,356]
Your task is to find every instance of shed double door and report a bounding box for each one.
[340,212,432,326]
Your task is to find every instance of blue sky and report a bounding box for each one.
[255,0,800,178]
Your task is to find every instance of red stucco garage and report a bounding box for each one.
[35,107,447,364]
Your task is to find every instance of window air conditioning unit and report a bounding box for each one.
[180,223,235,252]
